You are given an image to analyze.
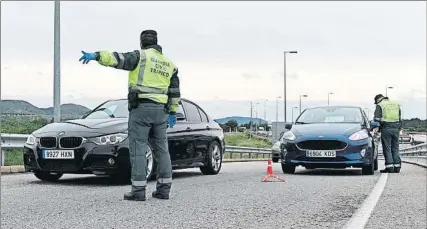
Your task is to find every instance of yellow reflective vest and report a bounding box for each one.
[378,99,400,123]
[98,48,177,105]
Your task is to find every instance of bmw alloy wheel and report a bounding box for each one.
[146,146,154,179]
[211,144,222,172]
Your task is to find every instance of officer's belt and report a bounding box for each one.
[137,98,163,105]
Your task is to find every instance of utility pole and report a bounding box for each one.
[53,0,61,122]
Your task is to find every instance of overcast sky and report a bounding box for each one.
[1,1,426,120]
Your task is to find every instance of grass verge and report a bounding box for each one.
[4,150,24,166]
[224,132,272,148]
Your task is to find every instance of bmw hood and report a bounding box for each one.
[291,123,362,137]
[32,118,128,137]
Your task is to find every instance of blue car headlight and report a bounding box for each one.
[349,130,369,141]
[282,132,296,141]
[89,133,128,145]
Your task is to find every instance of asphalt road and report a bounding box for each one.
[1,162,426,229]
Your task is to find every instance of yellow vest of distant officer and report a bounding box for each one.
[128,48,176,104]
[378,99,400,123]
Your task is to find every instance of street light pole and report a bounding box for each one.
[53,0,61,123]
[255,102,259,134]
[386,86,393,97]
[264,99,268,123]
[275,96,281,140]
[328,92,334,106]
[292,106,298,123]
[299,94,308,114]
[249,101,253,139]
[283,51,298,124]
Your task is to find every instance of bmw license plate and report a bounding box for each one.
[42,150,74,159]
[306,150,336,158]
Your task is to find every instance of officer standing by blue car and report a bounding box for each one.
[373,94,402,173]
[79,30,181,201]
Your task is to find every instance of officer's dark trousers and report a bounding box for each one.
[380,127,401,169]
[128,102,172,195]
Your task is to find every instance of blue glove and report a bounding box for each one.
[168,114,177,128]
[79,51,97,64]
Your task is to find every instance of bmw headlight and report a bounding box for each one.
[25,134,38,145]
[90,133,128,145]
[349,130,369,141]
[272,141,281,151]
[282,131,296,141]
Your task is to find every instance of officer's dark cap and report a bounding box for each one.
[141,30,157,36]
[374,94,384,104]
[140,29,158,47]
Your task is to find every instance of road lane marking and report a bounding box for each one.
[343,173,389,229]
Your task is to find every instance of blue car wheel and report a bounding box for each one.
[282,163,295,174]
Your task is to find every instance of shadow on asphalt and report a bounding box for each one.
[294,168,364,176]
[27,170,203,187]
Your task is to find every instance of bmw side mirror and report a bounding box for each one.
[285,123,292,130]
[370,121,380,128]
[176,112,185,121]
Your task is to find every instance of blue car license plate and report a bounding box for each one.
[306,150,336,158]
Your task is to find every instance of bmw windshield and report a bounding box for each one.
[84,100,129,119]
[296,107,364,125]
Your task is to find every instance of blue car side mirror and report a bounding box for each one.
[370,121,380,128]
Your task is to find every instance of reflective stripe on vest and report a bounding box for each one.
[128,48,176,103]
[378,100,400,122]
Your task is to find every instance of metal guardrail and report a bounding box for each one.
[0,133,272,166]
[399,143,427,156]
[1,133,425,166]
[1,134,30,149]
[225,146,272,160]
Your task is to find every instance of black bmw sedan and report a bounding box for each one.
[23,98,225,182]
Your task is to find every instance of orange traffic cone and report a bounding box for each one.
[261,159,285,182]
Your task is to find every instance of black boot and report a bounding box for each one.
[152,191,169,200]
[394,167,401,173]
[124,192,146,201]
[380,167,394,173]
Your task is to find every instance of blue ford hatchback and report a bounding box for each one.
[280,106,379,175]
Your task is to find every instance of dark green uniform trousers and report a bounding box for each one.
[380,126,401,169]
[128,102,172,195]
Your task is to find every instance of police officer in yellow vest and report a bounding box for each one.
[79,30,180,201]
[373,94,402,173]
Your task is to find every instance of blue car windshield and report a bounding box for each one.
[296,107,364,124]
[84,100,129,119]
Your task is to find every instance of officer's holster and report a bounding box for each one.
[127,91,140,111]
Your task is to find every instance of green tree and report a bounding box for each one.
[225,120,238,131]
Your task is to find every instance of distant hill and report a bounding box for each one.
[0,100,91,118]
[215,116,267,125]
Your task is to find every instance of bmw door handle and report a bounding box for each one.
[206,126,211,130]
[186,127,191,131]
